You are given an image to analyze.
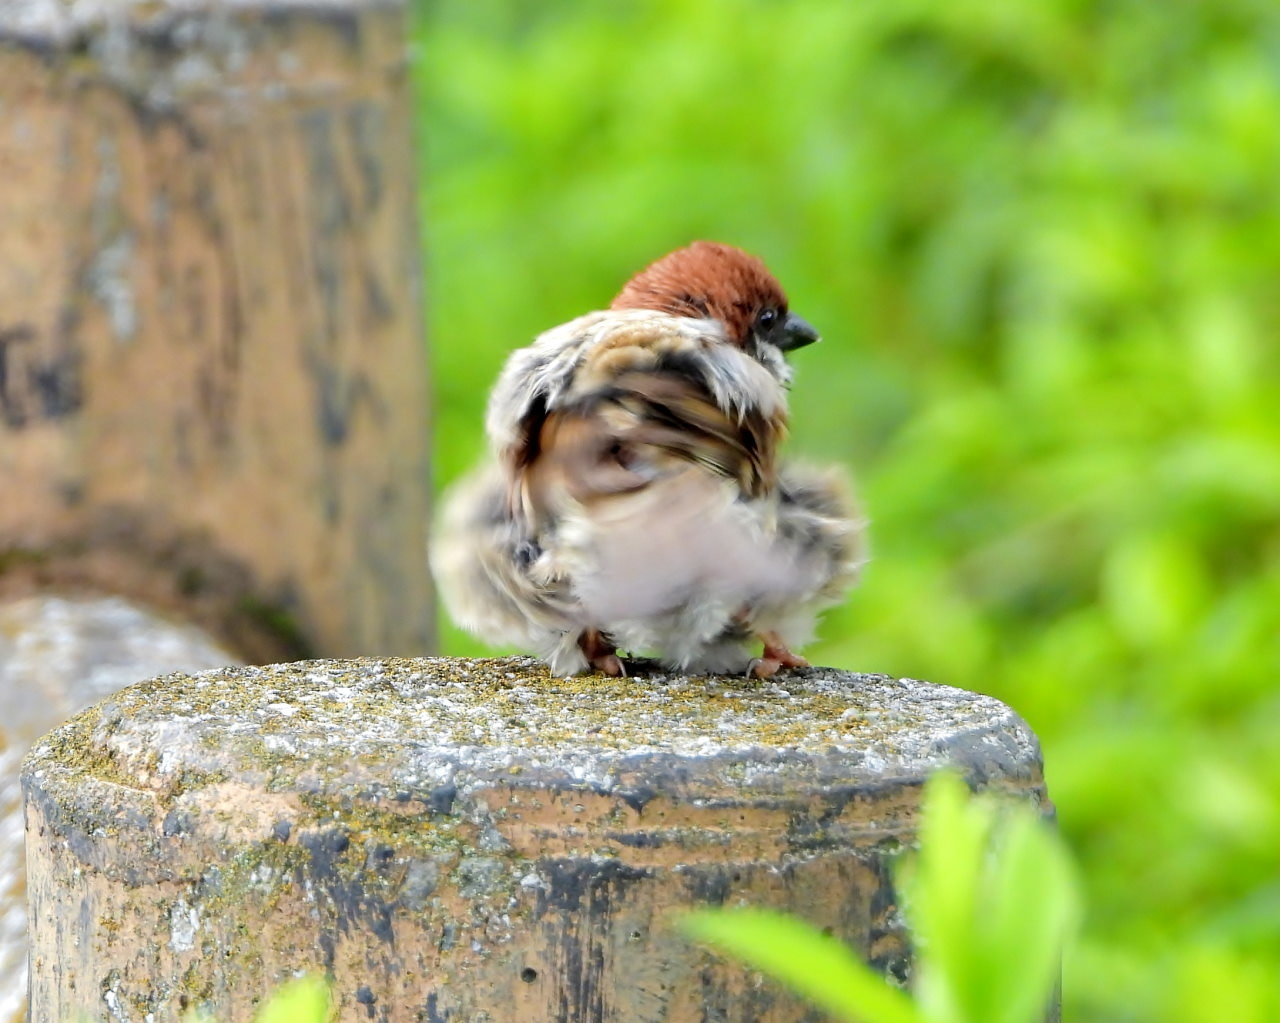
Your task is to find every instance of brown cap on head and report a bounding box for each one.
[610,241,790,347]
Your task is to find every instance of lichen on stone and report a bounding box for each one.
[22,655,1045,890]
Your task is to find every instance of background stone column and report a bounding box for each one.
[24,657,1047,1021]
[0,0,433,662]
[0,2,433,1015]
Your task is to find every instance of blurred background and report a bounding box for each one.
[412,1,1280,1020]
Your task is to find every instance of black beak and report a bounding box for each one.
[778,312,820,351]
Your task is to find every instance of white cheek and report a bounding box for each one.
[698,340,790,417]
[751,341,794,387]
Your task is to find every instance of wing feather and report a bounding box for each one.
[486,309,789,533]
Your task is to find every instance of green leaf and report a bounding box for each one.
[982,808,1079,1023]
[254,976,331,1023]
[682,907,923,1023]
[902,772,994,1023]
[902,773,1079,1023]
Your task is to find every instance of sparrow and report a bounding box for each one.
[431,241,865,678]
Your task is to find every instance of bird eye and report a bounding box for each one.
[755,308,778,332]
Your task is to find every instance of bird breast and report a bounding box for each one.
[549,468,785,626]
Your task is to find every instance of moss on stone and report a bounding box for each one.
[23,656,1045,908]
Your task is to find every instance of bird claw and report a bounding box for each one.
[578,629,625,677]
[592,652,626,677]
[760,631,808,670]
[767,647,809,669]
[748,657,783,679]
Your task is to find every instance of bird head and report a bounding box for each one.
[609,241,820,366]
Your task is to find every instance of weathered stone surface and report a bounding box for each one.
[24,656,1047,1021]
[0,594,239,1023]
[0,595,238,722]
[0,591,238,1023]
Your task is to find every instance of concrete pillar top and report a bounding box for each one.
[26,657,1044,860]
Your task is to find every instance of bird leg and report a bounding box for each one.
[578,628,625,677]
[748,630,809,679]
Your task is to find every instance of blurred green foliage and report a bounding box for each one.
[411,1,1280,1020]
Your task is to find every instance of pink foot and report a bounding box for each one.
[749,657,783,679]
[759,631,809,671]
[578,629,625,677]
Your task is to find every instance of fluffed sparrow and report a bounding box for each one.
[432,241,865,677]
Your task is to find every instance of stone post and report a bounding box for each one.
[0,0,433,662]
[23,657,1048,1021]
